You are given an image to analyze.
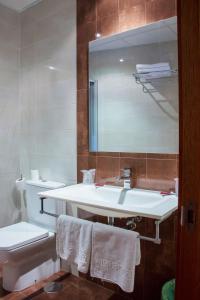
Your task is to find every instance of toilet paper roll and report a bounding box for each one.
[31,169,40,181]
[16,178,25,192]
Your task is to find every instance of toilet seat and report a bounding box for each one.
[0,222,49,251]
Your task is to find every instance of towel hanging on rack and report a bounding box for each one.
[56,215,93,274]
[90,222,141,293]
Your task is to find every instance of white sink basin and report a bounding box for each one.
[38,184,178,220]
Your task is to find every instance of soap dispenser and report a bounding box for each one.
[81,169,96,184]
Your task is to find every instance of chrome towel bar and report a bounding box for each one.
[39,196,172,245]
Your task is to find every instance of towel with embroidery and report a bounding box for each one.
[56,215,93,273]
[90,222,141,293]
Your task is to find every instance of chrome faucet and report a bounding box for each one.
[117,168,133,205]
[95,168,133,189]
[119,168,133,189]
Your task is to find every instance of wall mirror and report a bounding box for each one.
[89,17,178,154]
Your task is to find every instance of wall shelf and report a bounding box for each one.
[133,69,178,94]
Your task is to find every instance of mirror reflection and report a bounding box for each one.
[89,17,178,154]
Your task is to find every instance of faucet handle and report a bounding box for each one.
[120,168,132,178]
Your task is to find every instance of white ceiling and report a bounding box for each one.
[0,0,41,12]
[90,17,177,52]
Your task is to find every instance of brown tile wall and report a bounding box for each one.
[77,1,177,299]
[78,152,178,192]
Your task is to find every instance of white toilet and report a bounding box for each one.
[0,180,65,292]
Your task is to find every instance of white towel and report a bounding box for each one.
[136,63,171,74]
[90,223,141,293]
[137,62,169,69]
[138,70,171,80]
[56,215,92,273]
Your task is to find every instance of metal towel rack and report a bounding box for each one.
[133,69,178,94]
[39,196,172,245]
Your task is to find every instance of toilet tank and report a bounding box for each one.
[25,180,66,232]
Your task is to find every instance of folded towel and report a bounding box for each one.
[136,62,170,69]
[137,66,170,73]
[138,70,171,80]
[90,223,141,293]
[136,63,171,74]
[56,215,93,273]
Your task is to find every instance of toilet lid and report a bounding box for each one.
[0,222,49,251]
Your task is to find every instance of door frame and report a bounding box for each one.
[176,1,200,299]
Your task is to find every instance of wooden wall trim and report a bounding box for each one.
[176,0,200,299]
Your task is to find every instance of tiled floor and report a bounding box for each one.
[0,272,124,300]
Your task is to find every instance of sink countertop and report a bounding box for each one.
[38,184,178,220]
